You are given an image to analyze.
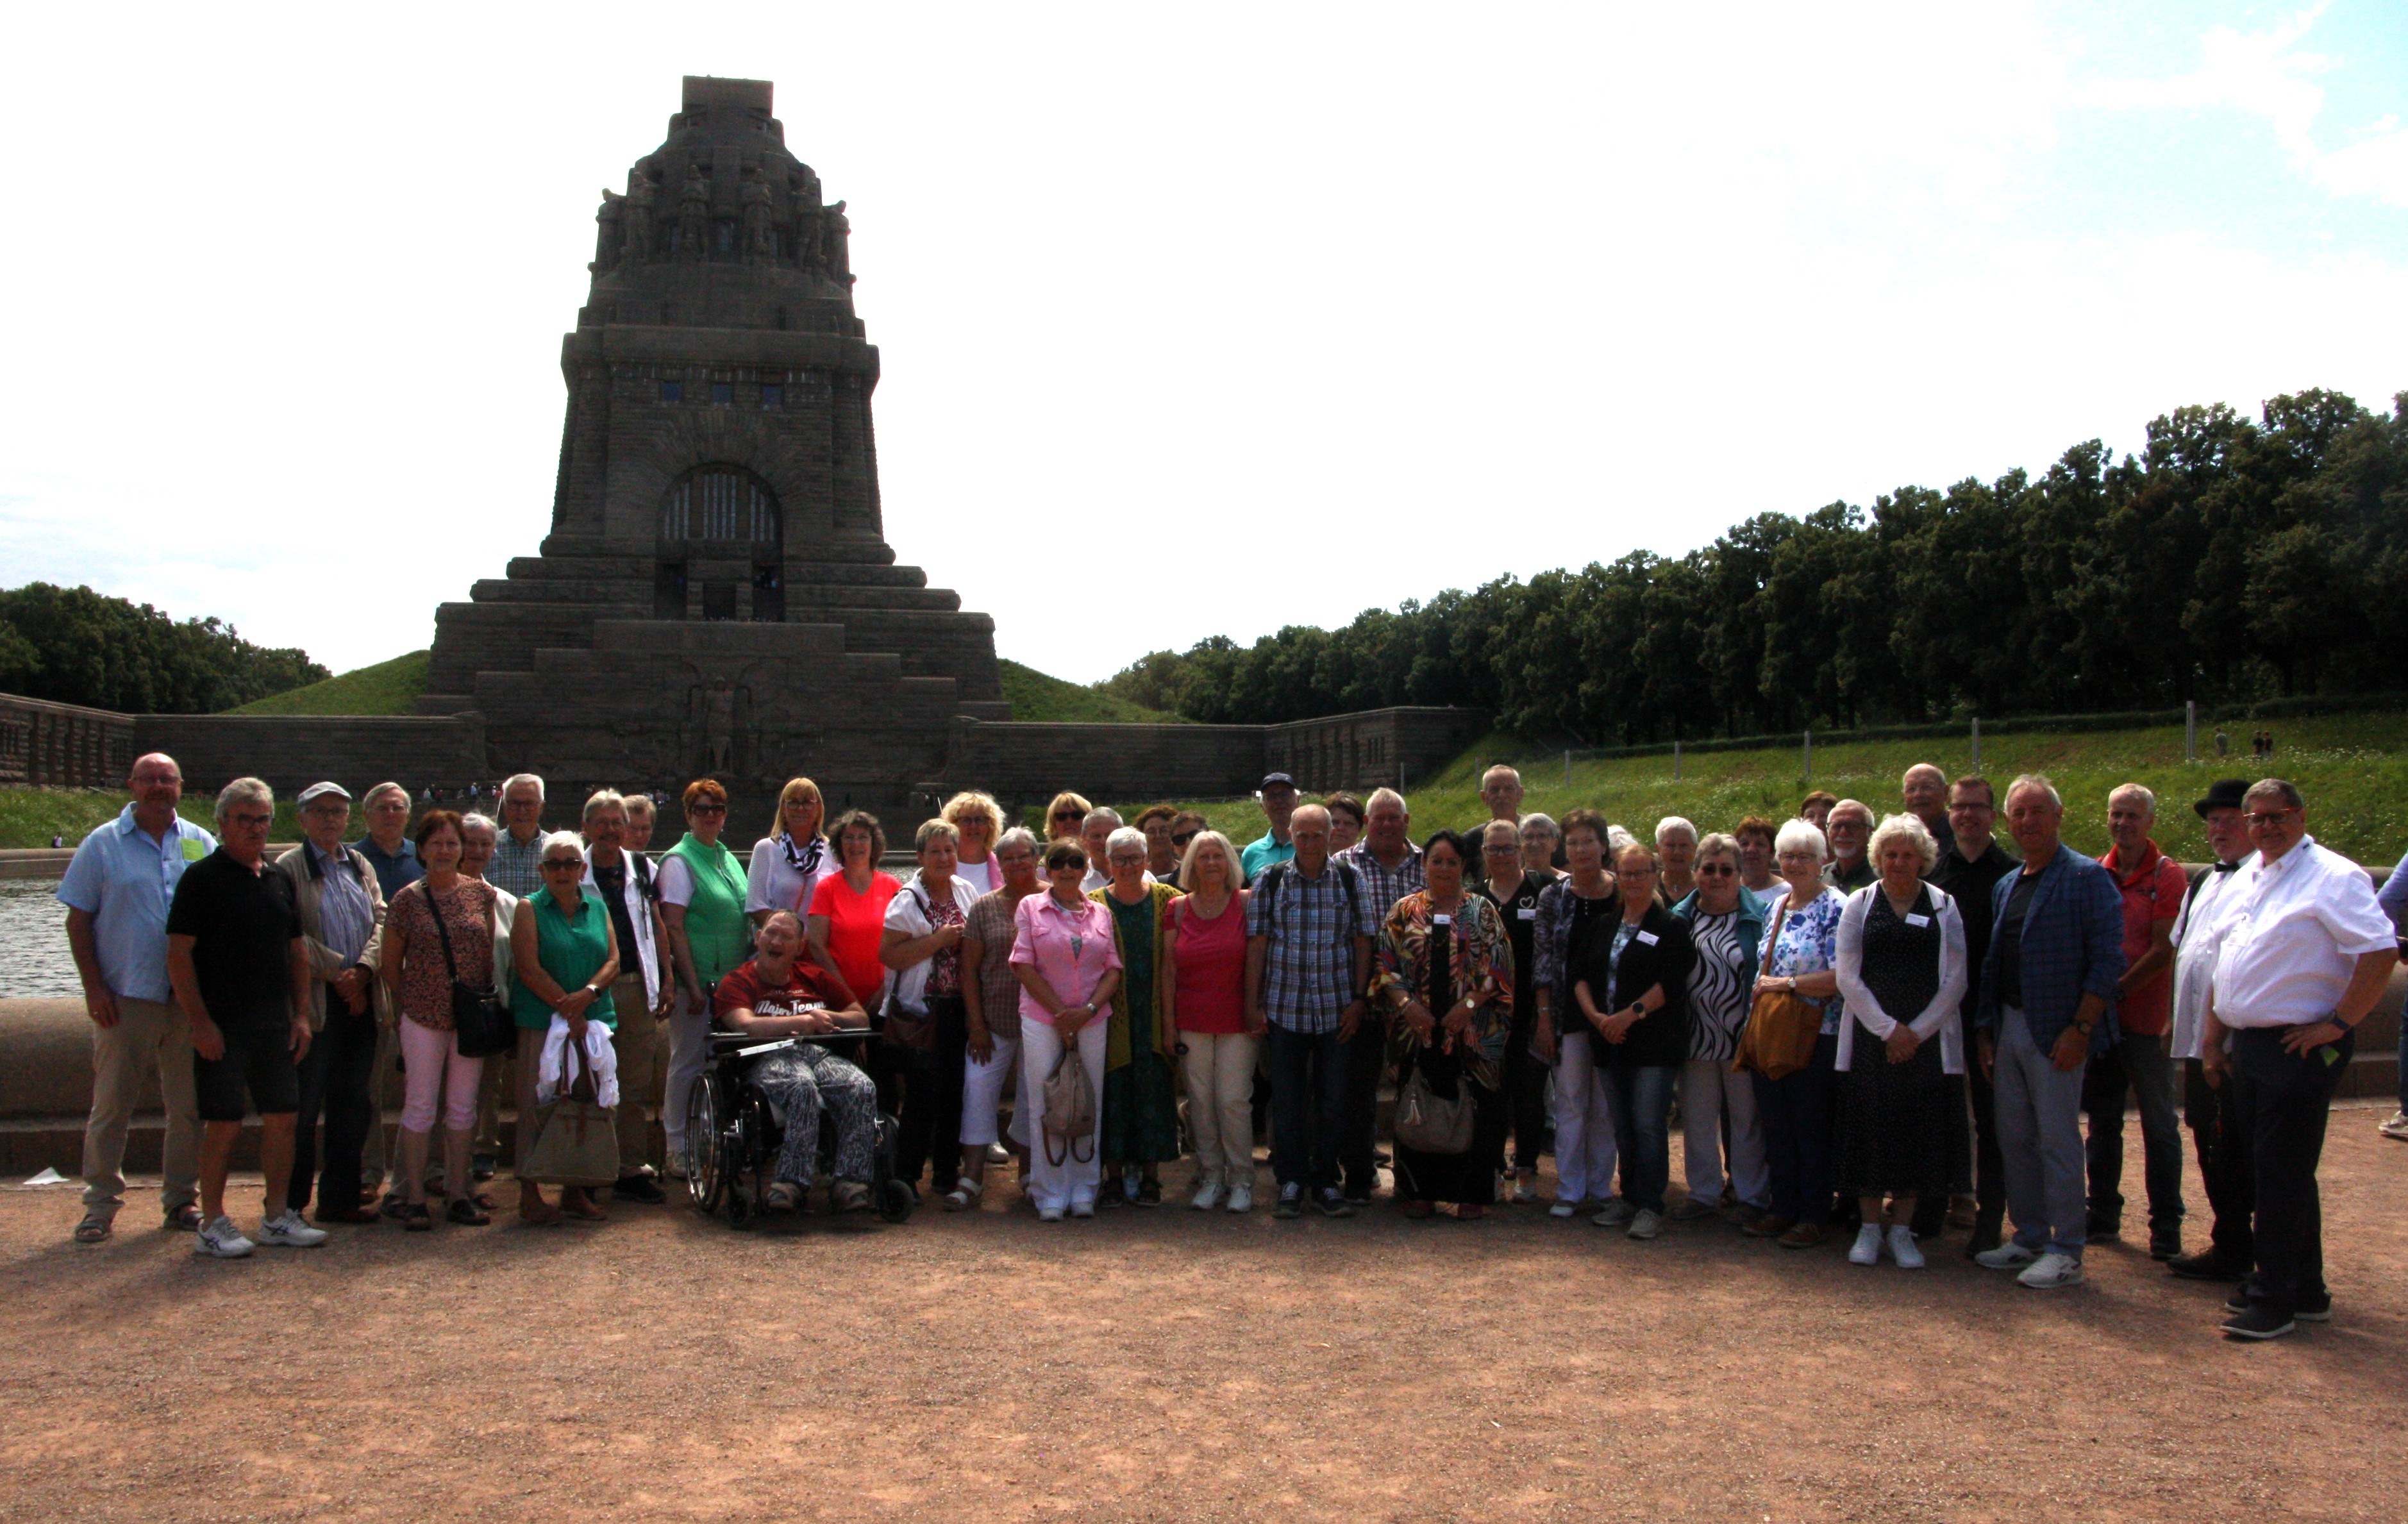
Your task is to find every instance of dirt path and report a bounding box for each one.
[4,1116,2402,1523]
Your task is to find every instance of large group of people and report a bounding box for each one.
[53,749,2404,1342]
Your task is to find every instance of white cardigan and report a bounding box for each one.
[1832,883,1967,1075]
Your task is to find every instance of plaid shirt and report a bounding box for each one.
[1975,844,2127,1051]
[490,828,548,900]
[1246,857,1379,1033]
[1336,841,1425,917]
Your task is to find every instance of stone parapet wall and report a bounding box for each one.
[0,694,136,787]
[1264,707,1493,794]
[126,714,490,798]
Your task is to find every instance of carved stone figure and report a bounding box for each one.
[676,161,711,261]
[703,679,737,771]
[621,172,657,265]
[739,167,775,266]
[820,200,852,287]
[592,188,624,272]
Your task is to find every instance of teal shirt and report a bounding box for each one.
[511,888,619,1030]
[1241,833,1296,883]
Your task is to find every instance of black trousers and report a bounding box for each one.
[289,1008,378,1214]
[1339,1018,1388,1196]
[2182,1057,2255,1265]
[2230,1026,2350,1317]
[893,996,967,1194]
[1501,1009,1551,1175]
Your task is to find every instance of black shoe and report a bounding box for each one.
[1133,1176,1162,1207]
[2235,1287,2334,1321]
[379,1192,410,1221]
[1962,1219,2004,1259]
[2221,1307,2296,1341]
[612,1174,667,1205]
[2087,1216,2122,1241]
[1316,1187,1355,1219]
[1343,1187,1372,1206]
[446,1197,492,1226]
[2168,1250,2248,1281]
[471,1154,497,1183]
[1273,1182,1305,1219]
[2148,1228,2182,1262]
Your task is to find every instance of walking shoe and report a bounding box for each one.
[471,1153,497,1182]
[1510,1173,1539,1204]
[162,1202,203,1232]
[1225,1183,1254,1214]
[2086,1215,2121,1242]
[2017,1252,2084,1289]
[1316,1187,1355,1218]
[2148,1227,2182,1262]
[987,1141,1014,1164]
[1068,1198,1096,1219]
[1273,1182,1305,1219]
[1848,1224,1884,1266]
[2221,1307,2296,1340]
[663,1153,690,1180]
[1190,1181,1225,1211]
[2378,1110,2408,1141]
[1776,1222,1823,1250]
[1037,1205,1066,1223]
[612,1174,667,1205]
[258,1210,329,1248]
[1975,1243,2040,1271]
[1887,1224,1925,1269]
[1548,1201,1579,1219]
[1669,1198,1719,1223]
[1742,1214,1793,1239]
[378,1191,409,1221]
[2226,1287,2330,1321]
[1625,1208,1662,1241]
[74,1212,113,1244]
[1591,1200,1637,1228]
[1946,1194,1978,1229]
[194,1216,255,1258]
[2168,1249,2250,1282]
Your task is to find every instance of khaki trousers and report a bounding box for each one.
[81,995,200,1217]
[609,976,664,1174]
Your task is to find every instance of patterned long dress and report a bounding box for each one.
[1374,891,1513,1205]
[1094,882,1182,1167]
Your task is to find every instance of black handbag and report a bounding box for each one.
[428,881,517,1059]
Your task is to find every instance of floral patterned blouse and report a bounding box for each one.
[1759,886,1848,1037]
[388,876,499,1032]
[1373,891,1514,1089]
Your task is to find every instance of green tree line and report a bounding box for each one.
[1103,389,2408,741]
[0,583,328,714]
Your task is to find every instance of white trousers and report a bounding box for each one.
[661,1000,712,1151]
[1680,1057,1769,1208]
[1019,1016,1107,1211]
[1180,1030,1260,1185]
[1553,1030,1619,1203]
[960,1031,1029,1149]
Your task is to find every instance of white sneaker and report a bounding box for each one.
[987,1141,1014,1164]
[1974,1242,2039,1271]
[194,1216,255,1258]
[1591,1200,1636,1228]
[2379,1110,2408,1141]
[2017,1251,2084,1289]
[663,1148,690,1181]
[1191,1181,1225,1211]
[258,1210,328,1248]
[1225,1182,1254,1214]
[1037,1205,1066,1223]
[1887,1223,1925,1269]
[1848,1224,1883,1265]
[1626,1208,1662,1241]
[1549,1201,1578,1219]
[1069,1198,1096,1219]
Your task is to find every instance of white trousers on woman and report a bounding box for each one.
[960,1032,1028,1149]
[1553,1030,1619,1204]
[1180,1030,1260,1185]
[1680,1057,1769,1209]
[1019,1016,1107,1212]
[661,998,712,1157]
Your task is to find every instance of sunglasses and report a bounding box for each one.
[688,803,726,816]
[542,859,584,871]
[1052,810,1083,821]
[1695,864,1735,876]
[1172,832,1198,846]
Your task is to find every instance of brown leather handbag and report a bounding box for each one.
[1735,900,1823,1081]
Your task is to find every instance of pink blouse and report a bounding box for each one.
[1008,891,1121,1026]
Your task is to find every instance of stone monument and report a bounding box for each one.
[418,76,1009,823]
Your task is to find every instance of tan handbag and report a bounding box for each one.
[523,1037,621,1187]
[1392,1064,1475,1155]
[1735,900,1824,1081]
[1041,1042,1096,1167]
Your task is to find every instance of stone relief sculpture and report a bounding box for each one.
[592,188,624,272]
[676,161,711,261]
[621,171,657,265]
[820,200,852,287]
[687,678,749,775]
[739,167,775,266]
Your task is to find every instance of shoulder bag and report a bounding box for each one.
[1735,897,1823,1080]
[521,1034,621,1187]
[1042,1040,1097,1167]
[1391,911,1475,1154]
[429,883,517,1059]
[879,885,941,1075]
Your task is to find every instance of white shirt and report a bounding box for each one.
[2206,837,2393,1029]
[882,871,983,1014]
[2168,859,2246,1060]
[953,855,999,897]
[1832,883,1968,1075]
[744,833,834,917]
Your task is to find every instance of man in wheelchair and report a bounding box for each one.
[710,911,880,1214]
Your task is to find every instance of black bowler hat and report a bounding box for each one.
[2193,778,2250,818]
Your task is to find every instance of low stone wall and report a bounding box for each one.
[0,694,137,787]
[128,714,490,800]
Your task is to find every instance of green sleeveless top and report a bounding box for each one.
[510,888,619,1030]
[664,832,751,987]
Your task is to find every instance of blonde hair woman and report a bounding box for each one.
[1161,830,1258,1210]
[942,791,1007,896]
[746,777,832,931]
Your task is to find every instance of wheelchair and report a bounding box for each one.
[682,1028,916,1229]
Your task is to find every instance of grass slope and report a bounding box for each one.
[223,650,428,716]
[1119,712,2408,867]
[0,791,358,851]
[999,658,1185,724]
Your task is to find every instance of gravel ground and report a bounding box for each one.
[3,1114,2401,1523]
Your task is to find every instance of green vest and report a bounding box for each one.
[665,833,751,987]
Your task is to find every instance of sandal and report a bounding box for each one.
[1135,1176,1162,1207]
[559,1191,608,1222]
[74,1213,113,1244]
[446,1198,491,1227]
[403,1202,433,1232]
[764,1182,802,1213]
[162,1202,203,1232]
[942,1178,983,1212]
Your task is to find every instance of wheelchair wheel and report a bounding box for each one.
[878,1177,916,1224]
[684,1075,723,1215]
[724,1104,758,1230]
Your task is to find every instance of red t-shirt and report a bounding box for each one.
[1171,891,1250,1035]
[2103,842,2187,1037]
[808,871,901,1009]
[712,957,854,1025]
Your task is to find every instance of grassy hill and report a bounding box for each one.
[1117,711,2408,868]
[999,658,1185,724]
[223,650,428,716]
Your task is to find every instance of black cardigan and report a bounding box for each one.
[1570,900,1694,1070]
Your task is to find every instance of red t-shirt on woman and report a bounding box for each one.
[1171,889,1250,1035]
[809,870,901,1009]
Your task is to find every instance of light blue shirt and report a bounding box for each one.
[1240,833,1296,882]
[312,844,376,967]
[56,804,219,1003]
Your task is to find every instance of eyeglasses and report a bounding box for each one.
[1695,864,1735,876]
[1483,842,1519,855]
[1619,864,1658,878]
[2244,810,2300,828]
[542,859,584,871]
[688,803,726,816]
[228,812,273,827]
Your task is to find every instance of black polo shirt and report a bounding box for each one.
[166,848,303,1029]
[1930,837,2017,1020]
[1475,867,1555,1028]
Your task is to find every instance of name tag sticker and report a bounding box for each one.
[1635,930,1659,946]
[1432,914,1452,926]
[181,838,206,862]
[1518,907,1539,921]
[1905,913,1931,928]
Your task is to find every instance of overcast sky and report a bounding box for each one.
[2,3,2404,686]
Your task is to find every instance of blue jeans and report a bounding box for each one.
[1753,1032,1837,1225]
[1600,1062,1677,1213]
[1267,1023,1350,1191]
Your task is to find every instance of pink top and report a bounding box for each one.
[808,870,902,1009]
[1171,890,1249,1035]
[1009,891,1121,1027]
